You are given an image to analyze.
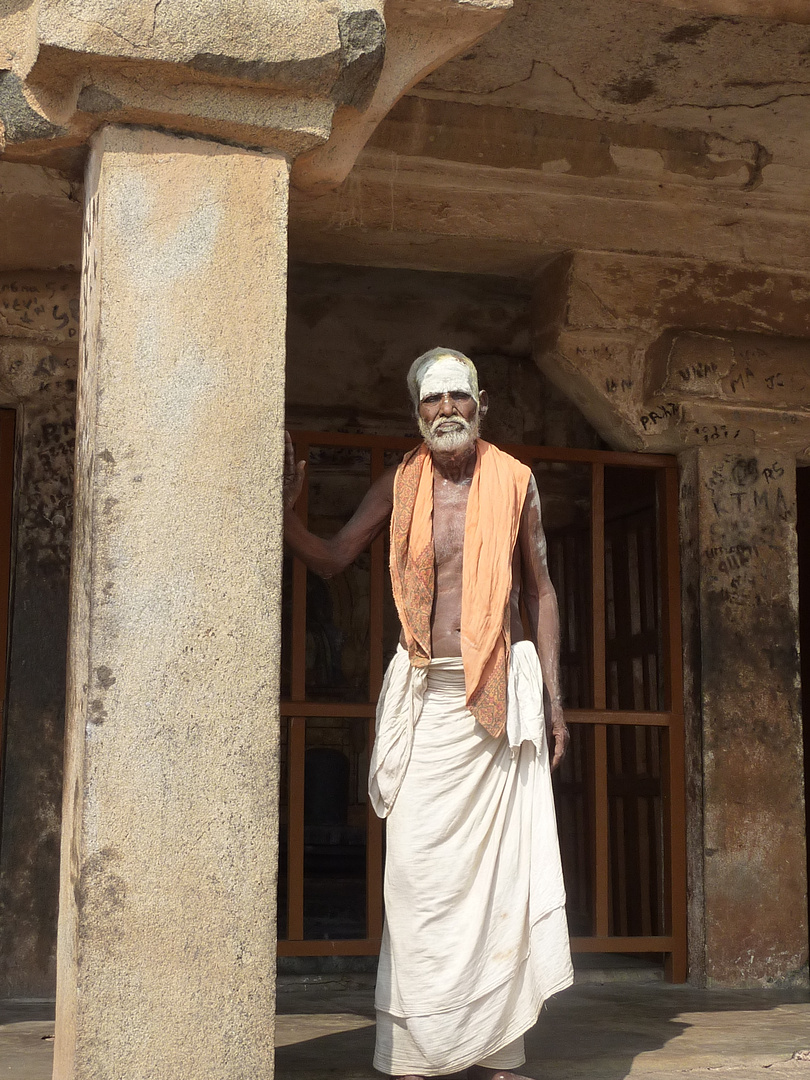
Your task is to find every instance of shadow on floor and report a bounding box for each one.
[274,982,810,1080]
[3,982,809,1080]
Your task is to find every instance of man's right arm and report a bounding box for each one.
[283,433,396,578]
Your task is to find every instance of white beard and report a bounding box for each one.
[418,412,480,453]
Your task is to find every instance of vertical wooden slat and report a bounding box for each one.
[290,438,309,702]
[594,723,610,937]
[287,716,306,941]
[0,411,15,787]
[591,464,606,709]
[287,438,309,941]
[369,447,385,700]
[591,463,610,937]
[658,465,687,982]
[367,446,385,940]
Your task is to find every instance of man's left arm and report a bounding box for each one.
[518,474,570,771]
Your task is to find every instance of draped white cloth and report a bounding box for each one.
[370,643,573,1077]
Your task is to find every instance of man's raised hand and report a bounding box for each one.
[284,432,306,511]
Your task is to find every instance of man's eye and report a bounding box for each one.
[422,394,441,404]
[451,392,471,401]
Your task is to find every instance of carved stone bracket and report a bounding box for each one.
[532,251,810,461]
[292,0,512,193]
[0,0,511,184]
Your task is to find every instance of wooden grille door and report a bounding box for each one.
[277,433,686,981]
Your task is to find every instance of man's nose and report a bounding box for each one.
[439,393,457,415]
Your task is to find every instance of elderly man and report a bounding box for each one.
[283,348,573,1080]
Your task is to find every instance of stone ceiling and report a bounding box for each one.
[416,0,810,178]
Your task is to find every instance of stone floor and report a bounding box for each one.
[3,977,810,1080]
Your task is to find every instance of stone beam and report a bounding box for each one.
[289,147,810,279]
[289,85,810,276]
[54,126,286,1079]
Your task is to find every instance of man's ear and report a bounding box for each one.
[478,389,489,417]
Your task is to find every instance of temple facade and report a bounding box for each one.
[0,1,808,1076]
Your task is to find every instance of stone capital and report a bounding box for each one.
[0,0,511,186]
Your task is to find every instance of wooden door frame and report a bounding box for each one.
[277,431,687,980]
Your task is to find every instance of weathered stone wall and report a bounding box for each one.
[0,273,79,996]
[680,446,808,986]
[286,262,603,448]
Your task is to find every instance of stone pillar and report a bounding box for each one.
[54,127,287,1078]
[680,445,808,986]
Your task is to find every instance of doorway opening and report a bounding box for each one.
[279,263,686,980]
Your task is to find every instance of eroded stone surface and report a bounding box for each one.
[627,0,810,22]
[680,447,808,986]
[417,0,810,173]
[292,0,512,192]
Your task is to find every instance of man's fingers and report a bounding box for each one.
[550,728,569,772]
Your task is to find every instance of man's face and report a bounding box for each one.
[416,358,480,452]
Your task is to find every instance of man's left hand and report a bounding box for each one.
[547,706,569,772]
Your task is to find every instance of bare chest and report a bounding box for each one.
[432,479,470,567]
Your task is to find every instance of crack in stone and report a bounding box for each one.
[672,90,810,111]
[545,61,602,115]
[85,19,142,52]
[431,58,601,115]
[429,67,809,120]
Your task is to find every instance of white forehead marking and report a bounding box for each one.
[418,358,475,401]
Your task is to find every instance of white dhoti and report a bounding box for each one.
[369,642,573,1077]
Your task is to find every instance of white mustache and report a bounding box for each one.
[431,417,470,433]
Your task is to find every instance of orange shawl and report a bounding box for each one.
[389,440,531,738]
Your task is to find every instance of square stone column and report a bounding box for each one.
[54,127,288,1078]
[680,445,808,986]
